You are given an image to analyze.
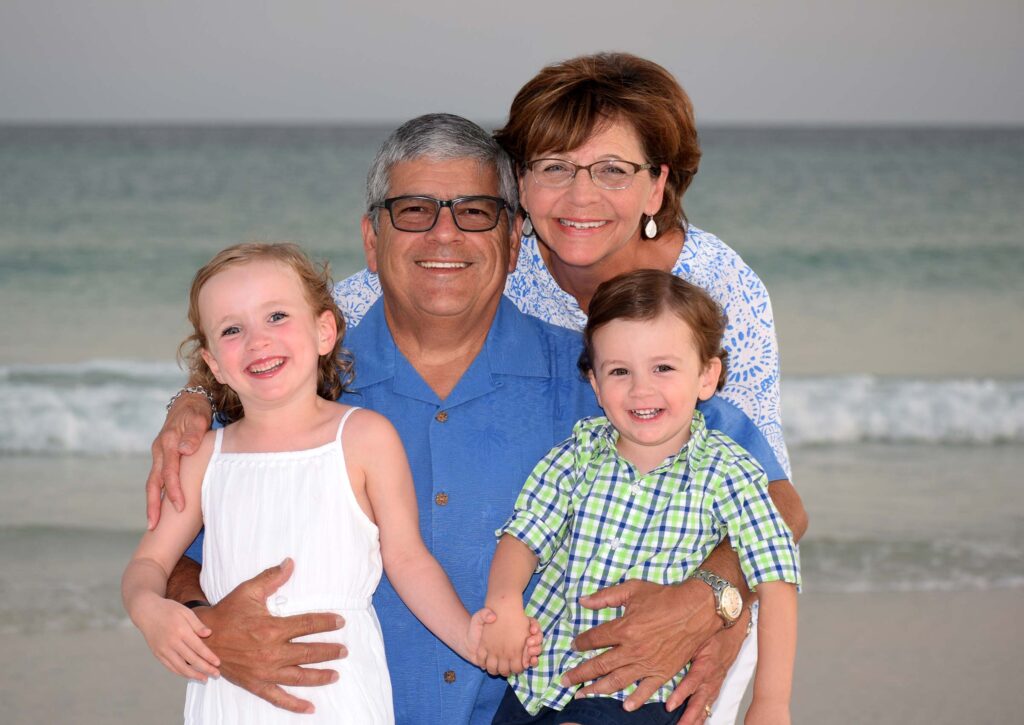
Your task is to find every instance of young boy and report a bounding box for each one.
[477,270,800,725]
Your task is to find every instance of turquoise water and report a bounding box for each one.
[1,124,1022,631]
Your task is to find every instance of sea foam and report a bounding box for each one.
[1,362,1023,454]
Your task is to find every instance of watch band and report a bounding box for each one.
[183,599,211,610]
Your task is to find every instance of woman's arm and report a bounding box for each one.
[145,386,213,529]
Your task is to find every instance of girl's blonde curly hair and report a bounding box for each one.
[178,242,353,423]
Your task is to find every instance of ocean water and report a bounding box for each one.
[1,124,1022,634]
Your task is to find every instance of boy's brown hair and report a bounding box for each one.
[579,269,728,390]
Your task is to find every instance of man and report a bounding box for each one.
[149,114,806,724]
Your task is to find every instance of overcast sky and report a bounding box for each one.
[1,0,1020,125]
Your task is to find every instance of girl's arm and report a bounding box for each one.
[478,534,538,676]
[348,411,482,664]
[745,581,798,725]
[122,431,219,681]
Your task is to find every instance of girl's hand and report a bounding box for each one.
[467,607,497,667]
[744,698,790,725]
[476,603,533,677]
[133,594,221,681]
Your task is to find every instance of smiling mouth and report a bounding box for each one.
[630,408,662,420]
[247,358,285,375]
[559,219,607,230]
[417,261,470,269]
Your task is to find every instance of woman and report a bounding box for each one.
[494,53,802,725]
[497,52,789,481]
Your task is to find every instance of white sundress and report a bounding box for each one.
[183,407,394,724]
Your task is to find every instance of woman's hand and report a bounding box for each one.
[145,393,213,529]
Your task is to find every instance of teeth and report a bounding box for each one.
[248,359,284,374]
[631,408,660,419]
[559,219,606,230]
[418,261,468,269]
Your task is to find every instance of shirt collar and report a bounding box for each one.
[344,296,556,402]
[586,409,711,472]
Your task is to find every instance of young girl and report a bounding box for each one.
[477,270,801,725]
[122,243,534,723]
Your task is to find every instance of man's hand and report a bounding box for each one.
[146,394,213,529]
[194,558,346,715]
[672,607,750,723]
[561,579,724,712]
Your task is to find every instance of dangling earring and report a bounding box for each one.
[644,215,658,239]
[522,214,534,238]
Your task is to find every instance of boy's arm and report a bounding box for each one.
[478,534,539,676]
[745,582,797,724]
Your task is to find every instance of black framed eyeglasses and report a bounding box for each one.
[371,195,509,233]
[526,158,658,190]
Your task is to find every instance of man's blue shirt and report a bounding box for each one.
[342,298,597,725]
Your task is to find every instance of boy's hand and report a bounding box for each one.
[477,602,533,677]
[744,699,790,725]
[523,617,543,669]
[133,594,221,681]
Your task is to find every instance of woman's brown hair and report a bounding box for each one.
[178,242,353,423]
[579,269,728,390]
[495,52,701,234]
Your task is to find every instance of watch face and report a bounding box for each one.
[720,587,743,620]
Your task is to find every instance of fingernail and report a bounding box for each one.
[560,676,570,687]
[335,615,345,628]
[330,671,339,683]
[623,702,635,712]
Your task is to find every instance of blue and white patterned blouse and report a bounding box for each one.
[332,225,791,478]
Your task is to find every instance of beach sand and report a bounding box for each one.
[1,589,1020,724]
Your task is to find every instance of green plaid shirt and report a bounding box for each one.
[498,410,800,715]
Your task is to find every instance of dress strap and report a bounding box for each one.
[334,406,361,444]
[212,427,225,457]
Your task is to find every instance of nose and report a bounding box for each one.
[629,371,655,397]
[245,327,271,351]
[564,168,602,206]
[425,204,464,244]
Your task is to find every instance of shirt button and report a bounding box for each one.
[443,670,456,683]
[630,484,643,496]
[608,538,620,550]
[435,492,449,506]
[435,411,449,423]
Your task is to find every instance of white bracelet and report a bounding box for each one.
[166,385,216,413]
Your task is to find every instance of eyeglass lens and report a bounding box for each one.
[389,197,503,232]
[531,160,642,190]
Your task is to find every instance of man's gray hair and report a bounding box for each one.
[366,113,519,232]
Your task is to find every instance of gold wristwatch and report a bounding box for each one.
[691,569,743,628]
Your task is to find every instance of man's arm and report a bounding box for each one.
[562,478,807,717]
[166,556,347,715]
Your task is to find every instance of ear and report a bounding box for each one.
[644,163,670,217]
[507,212,523,274]
[316,310,338,355]
[200,348,225,384]
[697,357,723,401]
[361,215,380,273]
[587,370,605,410]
